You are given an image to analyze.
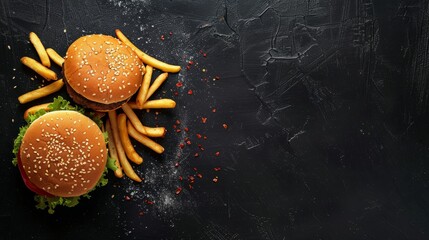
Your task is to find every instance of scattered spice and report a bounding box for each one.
[125,196,131,201]
[176,81,183,87]
[184,127,189,132]
[194,153,199,157]
[179,143,185,149]
[144,200,154,205]
[212,108,217,113]
[174,162,180,167]
[214,167,221,171]
[169,31,173,36]
[176,129,181,133]
[175,187,182,195]
[197,173,203,179]
[198,144,205,151]
[186,140,191,145]
[175,120,181,125]
[160,35,165,41]
[222,123,228,129]
[196,133,202,139]
[213,176,219,183]
[215,151,220,157]
[201,117,207,123]
[138,211,145,216]
[179,176,183,181]
[187,89,193,95]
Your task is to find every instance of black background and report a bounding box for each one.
[1,0,429,239]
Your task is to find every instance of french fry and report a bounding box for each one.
[108,111,142,182]
[136,65,153,107]
[18,79,64,104]
[46,48,64,67]
[143,126,166,138]
[23,103,51,119]
[115,29,181,73]
[139,99,176,109]
[20,57,57,80]
[121,103,147,135]
[127,122,165,154]
[117,113,143,165]
[29,32,50,68]
[145,72,168,101]
[106,119,124,178]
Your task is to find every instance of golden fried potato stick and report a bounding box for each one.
[115,29,181,73]
[108,111,142,182]
[18,79,64,104]
[127,122,165,154]
[117,113,143,165]
[143,126,166,138]
[121,103,147,135]
[139,99,176,109]
[136,65,153,107]
[106,119,124,178]
[29,32,50,68]
[20,57,58,80]
[144,72,168,102]
[23,103,51,119]
[46,48,64,67]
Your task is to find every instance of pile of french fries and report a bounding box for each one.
[19,30,181,182]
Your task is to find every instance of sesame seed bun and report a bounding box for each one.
[19,110,107,197]
[63,34,144,111]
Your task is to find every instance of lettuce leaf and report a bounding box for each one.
[13,96,111,214]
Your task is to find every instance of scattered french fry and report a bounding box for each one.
[46,48,64,67]
[23,103,51,119]
[118,113,143,165]
[145,72,168,101]
[121,103,147,135]
[127,122,164,154]
[108,111,142,182]
[139,99,176,109]
[115,29,181,73]
[136,65,153,107]
[143,126,166,138]
[18,79,64,104]
[29,32,50,68]
[20,57,57,80]
[106,119,124,178]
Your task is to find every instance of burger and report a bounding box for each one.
[13,97,116,213]
[63,34,144,112]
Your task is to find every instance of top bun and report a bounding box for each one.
[63,34,143,108]
[19,110,107,197]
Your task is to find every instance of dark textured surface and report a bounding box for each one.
[1,0,429,239]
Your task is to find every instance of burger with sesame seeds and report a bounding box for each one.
[12,97,117,213]
[63,34,144,112]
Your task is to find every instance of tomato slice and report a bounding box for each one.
[17,150,54,197]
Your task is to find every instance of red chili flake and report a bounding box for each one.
[222,123,228,129]
[173,124,177,129]
[125,195,131,201]
[196,133,202,139]
[138,211,145,216]
[212,108,217,113]
[169,31,173,36]
[176,120,181,125]
[203,53,207,57]
[214,76,220,80]
[176,81,183,87]
[203,135,208,140]
[179,143,185,149]
[174,91,179,96]
[174,162,180,167]
[145,200,154,205]
[215,151,220,157]
[197,173,203,179]
[187,89,193,95]
[199,50,203,54]
[186,65,191,70]
[160,35,165,41]
[198,144,205,151]
[179,176,183,181]
[188,184,194,189]
[188,60,194,65]
[213,177,219,183]
[194,153,199,157]
[193,167,198,171]
[201,117,207,123]
[214,167,221,171]
[184,137,190,141]
[188,175,195,183]
[184,127,189,132]
[175,187,182,195]
[176,129,181,133]
[186,140,191,145]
